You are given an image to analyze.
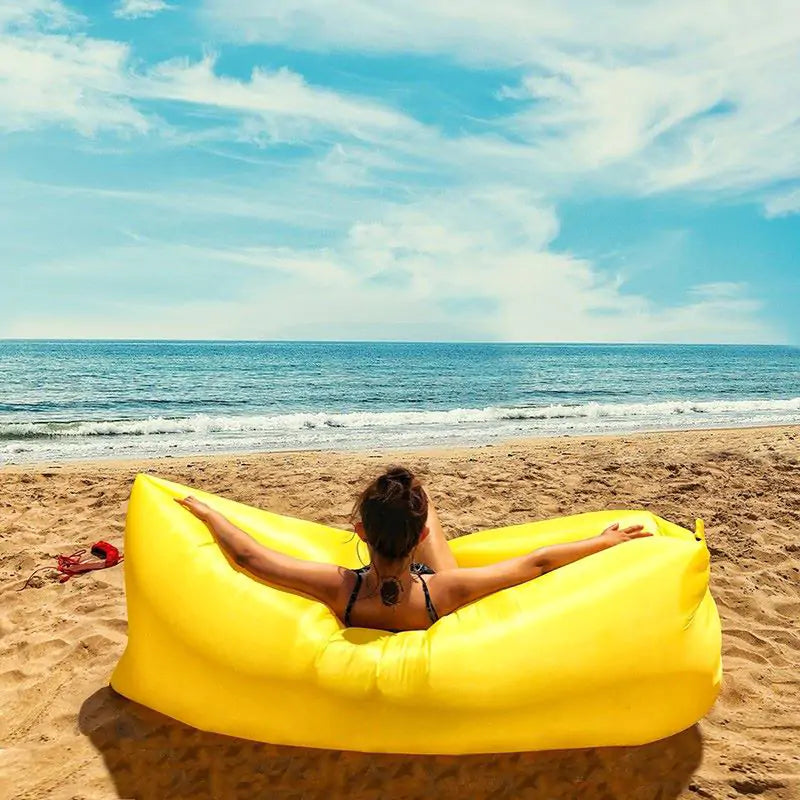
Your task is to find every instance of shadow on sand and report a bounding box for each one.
[79,687,702,800]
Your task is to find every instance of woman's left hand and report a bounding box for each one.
[174,495,213,521]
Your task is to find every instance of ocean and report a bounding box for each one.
[1,340,798,464]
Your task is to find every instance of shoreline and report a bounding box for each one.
[3,420,799,472]
[1,424,798,799]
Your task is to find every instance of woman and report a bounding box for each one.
[176,465,650,632]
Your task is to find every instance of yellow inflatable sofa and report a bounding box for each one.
[111,474,722,754]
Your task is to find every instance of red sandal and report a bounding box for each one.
[19,541,123,590]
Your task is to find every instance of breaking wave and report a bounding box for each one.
[3,397,799,441]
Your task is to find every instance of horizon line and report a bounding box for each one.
[0,338,794,347]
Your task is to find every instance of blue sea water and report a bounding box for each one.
[1,341,798,464]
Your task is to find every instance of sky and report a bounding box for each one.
[1,0,799,343]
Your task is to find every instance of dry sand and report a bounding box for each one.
[1,426,799,800]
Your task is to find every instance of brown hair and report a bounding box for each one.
[352,465,428,561]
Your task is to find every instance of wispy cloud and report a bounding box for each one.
[8,1,799,208]
[1,1,795,343]
[763,187,800,218]
[205,0,800,205]
[6,188,777,343]
[0,2,148,134]
[114,0,172,20]
[137,56,418,142]
[0,1,421,143]
[0,0,79,29]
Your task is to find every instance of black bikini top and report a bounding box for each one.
[343,562,439,630]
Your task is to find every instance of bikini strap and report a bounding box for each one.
[417,573,439,624]
[343,567,366,627]
[345,565,439,627]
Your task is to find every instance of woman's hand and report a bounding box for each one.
[599,522,651,546]
[174,495,213,522]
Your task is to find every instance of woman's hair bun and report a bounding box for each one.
[352,465,428,561]
[377,465,414,499]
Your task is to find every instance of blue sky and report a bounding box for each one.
[1,0,799,343]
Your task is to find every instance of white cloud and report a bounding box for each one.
[688,282,753,301]
[114,0,172,20]
[508,21,800,198]
[0,2,421,143]
[205,1,799,76]
[8,1,799,205]
[202,0,571,64]
[183,243,354,286]
[763,187,800,218]
[16,174,395,231]
[0,0,78,29]
[6,189,777,343]
[0,2,148,134]
[205,0,800,201]
[137,56,417,142]
[323,191,775,343]
[634,283,770,344]
[0,1,791,343]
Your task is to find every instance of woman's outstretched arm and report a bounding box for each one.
[434,523,651,615]
[175,496,345,609]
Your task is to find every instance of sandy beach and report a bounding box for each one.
[1,425,798,800]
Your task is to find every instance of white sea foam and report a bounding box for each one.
[2,397,799,440]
